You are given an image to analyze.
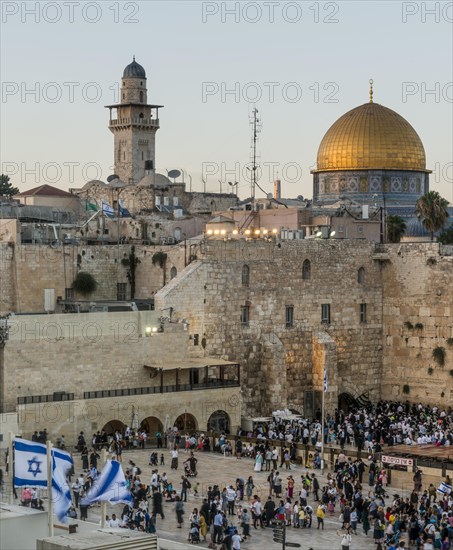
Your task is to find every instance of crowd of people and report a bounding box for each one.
[240,401,453,453]
[4,400,453,550]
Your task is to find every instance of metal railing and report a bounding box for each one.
[17,393,75,404]
[83,379,239,400]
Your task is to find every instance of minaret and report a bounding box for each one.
[105,57,163,184]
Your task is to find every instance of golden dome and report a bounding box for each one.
[315,102,427,172]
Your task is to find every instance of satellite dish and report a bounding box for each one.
[297,195,304,201]
[107,174,119,183]
[167,169,181,179]
[267,193,273,200]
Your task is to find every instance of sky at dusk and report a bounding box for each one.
[1,1,452,202]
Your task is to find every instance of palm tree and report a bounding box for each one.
[386,215,406,243]
[415,191,449,241]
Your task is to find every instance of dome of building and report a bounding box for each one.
[404,217,431,238]
[315,102,427,172]
[123,57,146,78]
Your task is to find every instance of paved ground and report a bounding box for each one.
[61,446,407,550]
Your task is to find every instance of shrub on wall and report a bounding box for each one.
[72,272,97,296]
[402,384,410,394]
[404,321,414,330]
[432,347,446,367]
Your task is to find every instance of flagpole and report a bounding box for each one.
[8,431,14,504]
[321,381,325,476]
[47,440,54,537]
[100,448,107,528]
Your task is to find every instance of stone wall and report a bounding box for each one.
[16,389,241,447]
[2,311,188,411]
[156,239,384,417]
[381,243,453,406]
[0,242,187,313]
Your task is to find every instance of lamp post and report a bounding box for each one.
[109,180,127,294]
[0,315,10,414]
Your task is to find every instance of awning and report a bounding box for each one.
[144,357,239,371]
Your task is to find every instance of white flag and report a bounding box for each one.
[80,460,132,506]
[14,437,47,488]
[437,482,452,495]
[52,448,73,522]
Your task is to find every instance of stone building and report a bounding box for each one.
[155,239,453,417]
[70,59,238,219]
[312,82,431,209]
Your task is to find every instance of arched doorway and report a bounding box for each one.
[207,410,230,434]
[338,392,357,413]
[140,416,163,435]
[174,413,197,432]
[102,419,125,436]
[170,266,177,280]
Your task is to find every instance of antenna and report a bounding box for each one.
[249,107,262,205]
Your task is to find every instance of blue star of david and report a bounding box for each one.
[27,456,42,478]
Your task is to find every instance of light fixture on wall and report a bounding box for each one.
[145,326,158,337]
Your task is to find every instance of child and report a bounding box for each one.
[193,481,199,497]
[160,453,165,465]
[236,504,243,525]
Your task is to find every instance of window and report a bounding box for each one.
[357,225,364,234]
[140,91,144,102]
[170,266,177,280]
[65,288,74,300]
[240,305,250,326]
[302,259,311,280]
[164,196,169,206]
[321,304,331,324]
[117,283,127,301]
[155,196,161,206]
[358,267,365,284]
[173,197,179,206]
[193,334,199,346]
[285,306,294,328]
[360,303,367,323]
[242,264,250,286]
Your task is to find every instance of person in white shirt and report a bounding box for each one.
[232,529,241,549]
[110,513,120,527]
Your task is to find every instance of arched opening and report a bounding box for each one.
[338,392,357,413]
[358,267,365,284]
[139,112,144,119]
[241,264,250,286]
[170,266,177,280]
[174,227,182,241]
[140,91,144,102]
[174,413,197,432]
[140,416,163,435]
[102,419,125,436]
[302,259,311,280]
[207,410,231,434]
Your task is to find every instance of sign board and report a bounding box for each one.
[382,455,413,467]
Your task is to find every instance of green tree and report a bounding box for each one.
[386,215,406,243]
[438,224,453,245]
[415,191,449,241]
[72,272,97,296]
[121,245,141,299]
[0,175,19,198]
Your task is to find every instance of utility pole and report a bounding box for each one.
[249,107,261,207]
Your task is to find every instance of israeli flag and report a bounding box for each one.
[52,448,73,522]
[80,460,132,506]
[102,199,116,218]
[437,482,452,495]
[119,199,131,218]
[323,369,328,393]
[14,438,47,487]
